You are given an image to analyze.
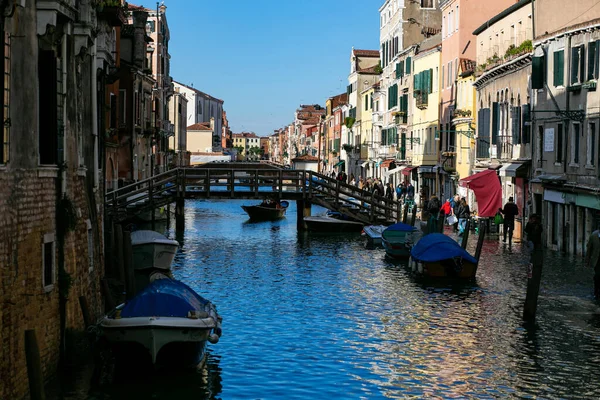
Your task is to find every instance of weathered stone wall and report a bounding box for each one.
[0,1,105,398]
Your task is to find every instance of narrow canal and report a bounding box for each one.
[97,200,600,399]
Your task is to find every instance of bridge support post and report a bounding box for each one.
[296,200,311,231]
[175,197,185,232]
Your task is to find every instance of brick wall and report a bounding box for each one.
[0,169,104,399]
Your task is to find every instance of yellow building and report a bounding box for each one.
[187,123,214,153]
[232,133,247,158]
[452,59,477,181]
[410,38,442,203]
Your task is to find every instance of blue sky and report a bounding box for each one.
[167,0,381,136]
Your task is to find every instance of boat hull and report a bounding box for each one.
[241,205,286,221]
[132,242,178,271]
[363,225,385,245]
[304,216,364,233]
[408,258,477,279]
[382,237,412,258]
[102,317,215,367]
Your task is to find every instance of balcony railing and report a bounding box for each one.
[497,136,513,161]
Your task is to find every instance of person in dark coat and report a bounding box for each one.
[426,195,441,234]
[500,197,519,245]
[456,197,470,236]
[385,182,394,201]
[585,225,600,300]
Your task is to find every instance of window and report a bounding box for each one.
[38,49,58,165]
[588,41,599,80]
[572,123,580,164]
[553,49,564,87]
[442,16,445,38]
[455,6,459,32]
[588,122,596,166]
[118,89,126,127]
[570,45,585,85]
[556,123,563,163]
[365,95,369,111]
[448,10,453,33]
[421,0,434,8]
[441,65,445,91]
[1,33,10,164]
[42,234,55,290]
[532,55,546,89]
[447,62,452,87]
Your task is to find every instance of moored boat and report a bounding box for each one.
[241,200,289,221]
[304,212,364,233]
[409,233,478,279]
[381,223,419,258]
[362,225,386,246]
[100,279,222,368]
[131,230,179,271]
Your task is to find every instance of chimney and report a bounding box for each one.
[132,10,149,69]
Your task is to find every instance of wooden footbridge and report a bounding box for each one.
[105,163,410,230]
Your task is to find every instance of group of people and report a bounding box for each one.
[425,194,472,236]
[329,170,414,203]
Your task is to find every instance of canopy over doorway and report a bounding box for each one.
[459,169,502,217]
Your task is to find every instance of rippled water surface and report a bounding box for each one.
[98,200,600,399]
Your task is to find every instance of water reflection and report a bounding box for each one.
[87,200,600,399]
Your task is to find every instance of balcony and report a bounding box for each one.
[416,92,428,110]
[497,136,513,161]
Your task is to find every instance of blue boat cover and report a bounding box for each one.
[384,223,417,232]
[410,233,478,264]
[120,279,209,318]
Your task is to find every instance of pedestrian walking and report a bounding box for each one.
[585,226,600,300]
[456,197,470,236]
[450,194,459,232]
[500,197,519,245]
[426,195,441,234]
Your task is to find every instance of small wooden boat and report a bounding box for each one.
[242,200,289,221]
[304,211,364,233]
[101,279,222,367]
[362,225,386,246]
[131,230,179,271]
[409,233,478,279]
[381,223,418,259]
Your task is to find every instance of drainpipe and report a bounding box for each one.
[91,40,99,189]
[564,35,571,175]
[61,28,68,195]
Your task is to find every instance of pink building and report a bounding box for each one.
[439,0,515,192]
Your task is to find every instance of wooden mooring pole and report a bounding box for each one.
[25,330,46,400]
[115,224,125,283]
[461,219,471,249]
[403,203,409,224]
[411,204,417,227]
[473,219,487,277]
[123,230,136,300]
[523,248,544,322]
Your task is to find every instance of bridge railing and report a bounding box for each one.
[305,171,400,222]
[105,167,402,223]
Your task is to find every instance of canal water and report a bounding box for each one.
[92,199,600,399]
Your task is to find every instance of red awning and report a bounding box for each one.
[380,159,395,168]
[458,169,502,217]
[402,166,415,176]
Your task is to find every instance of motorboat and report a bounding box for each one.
[100,279,222,367]
[362,225,387,246]
[241,200,289,221]
[381,223,419,259]
[409,233,478,279]
[131,230,179,271]
[304,211,364,233]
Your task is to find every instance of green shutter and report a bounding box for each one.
[405,56,412,74]
[381,129,386,145]
[571,46,580,84]
[400,61,405,77]
[554,50,564,86]
[413,74,418,98]
[428,69,433,94]
[588,42,597,80]
[532,56,544,89]
[492,102,499,145]
[396,63,400,78]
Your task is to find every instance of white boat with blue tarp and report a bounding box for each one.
[381,223,419,258]
[409,233,478,279]
[101,279,222,367]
